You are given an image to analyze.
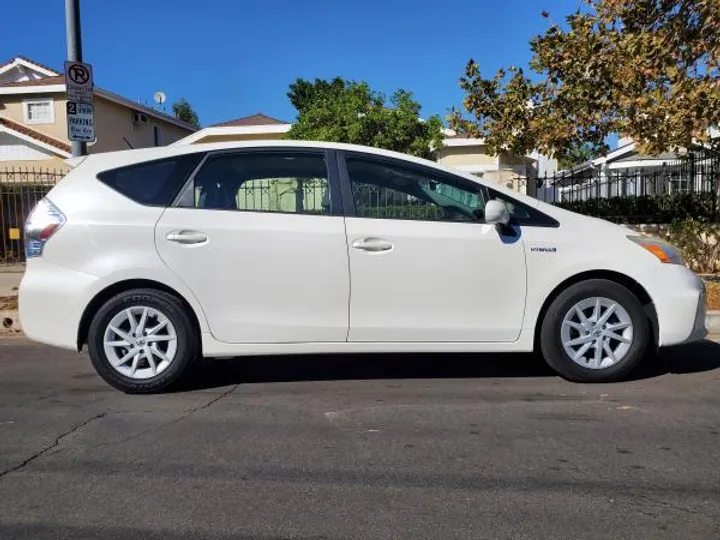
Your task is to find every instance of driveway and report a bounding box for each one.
[1,340,719,539]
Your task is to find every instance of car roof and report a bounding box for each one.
[73,140,542,208]
[84,140,442,169]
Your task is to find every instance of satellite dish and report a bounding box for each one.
[153,91,166,105]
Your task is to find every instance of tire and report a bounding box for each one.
[540,279,650,383]
[88,288,200,393]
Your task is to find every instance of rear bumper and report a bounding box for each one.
[19,259,98,350]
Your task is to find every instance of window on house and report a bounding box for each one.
[23,99,54,124]
[154,126,163,147]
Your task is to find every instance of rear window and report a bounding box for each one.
[97,154,203,206]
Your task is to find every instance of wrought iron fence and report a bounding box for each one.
[1,167,66,263]
[534,149,720,224]
[234,177,330,214]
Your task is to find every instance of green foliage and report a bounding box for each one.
[666,218,720,273]
[172,98,200,128]
[557,143,603,170]
[450,0,720,158]
[288,77,347,112]
[558,192,718,224]
[286,78,444,159]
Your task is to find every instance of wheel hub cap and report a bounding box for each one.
[560,296,634,370]
[103,306,178,380]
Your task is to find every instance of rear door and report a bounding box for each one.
[155,149,349,344]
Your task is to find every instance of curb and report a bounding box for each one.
[0,265,25,274]
[706,311,720,334]
[0,310,23,337]
[0,309,719,339]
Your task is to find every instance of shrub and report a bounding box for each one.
[558,193,718,224]
[666,218,720,274]
[356,205,445,221]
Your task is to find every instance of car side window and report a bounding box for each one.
[490,192,532,220]
[486,188,560,227]
[181,151,332,215]
[346,157,485,222]
[97,154,203,206]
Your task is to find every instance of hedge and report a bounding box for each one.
[356,205,446,221]
[557,192,719,224]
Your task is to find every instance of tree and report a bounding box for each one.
[449,0,720,160]
[557,142,602,169]
[287,78,444,159]
[172,98,200,128]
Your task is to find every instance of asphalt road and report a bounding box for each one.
[1,340,720,539]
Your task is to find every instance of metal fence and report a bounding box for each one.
[1,167,65,264]
[533,150,720,224]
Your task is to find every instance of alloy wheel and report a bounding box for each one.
[560,297,634,370]
[103,306,178,380]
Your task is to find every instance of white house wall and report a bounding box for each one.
[0,132,54,160]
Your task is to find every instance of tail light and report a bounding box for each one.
[24,198,66,258]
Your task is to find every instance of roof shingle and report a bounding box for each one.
[0,117,71,154]
[211,113,288,127]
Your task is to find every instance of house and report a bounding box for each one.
[434,136,552,195]
[0,56,198,173]
[172,114,548,194]
[172,113,291,145]
[549,138,719,202]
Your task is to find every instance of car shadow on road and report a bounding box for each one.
[175,339,720,392]
[636,339,720,378]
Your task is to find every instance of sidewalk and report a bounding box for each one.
[0,270,22,296]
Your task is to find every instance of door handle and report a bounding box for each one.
[166,230,208,245]
[352,237,393,252]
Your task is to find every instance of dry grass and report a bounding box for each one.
[706,282,720,311]
[0,296,18,311]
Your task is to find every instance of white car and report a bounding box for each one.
[20,141,706,393]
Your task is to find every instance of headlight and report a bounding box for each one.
[627,236,685,265]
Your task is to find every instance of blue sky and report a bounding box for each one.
[1,0,581,127]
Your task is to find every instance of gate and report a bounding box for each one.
[0,167,66,263]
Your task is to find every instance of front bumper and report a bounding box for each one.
[685,283,708,343]
[641,265,707,347]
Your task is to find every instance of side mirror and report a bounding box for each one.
[484,199,510,227]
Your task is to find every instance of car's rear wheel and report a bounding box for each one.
[88,288,199,393]
[540,279,650,382]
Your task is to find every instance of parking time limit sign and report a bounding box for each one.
[64,61,95,142]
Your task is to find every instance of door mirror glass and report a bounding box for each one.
[484,199,510,226]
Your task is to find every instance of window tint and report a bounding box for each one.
[486,188,559,227]
[185,152,331,215]
[346,157,485,222]
[97,154,202,206]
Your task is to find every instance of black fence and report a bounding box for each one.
[1,167,66,264]
[534,150,720,224]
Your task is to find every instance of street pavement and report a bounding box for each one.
[0,340,719,539]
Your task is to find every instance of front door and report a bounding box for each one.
[341,154,527,342]
[155,149,349,343]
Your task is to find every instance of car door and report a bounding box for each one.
[155,148,349,344]
[339,152,527,342]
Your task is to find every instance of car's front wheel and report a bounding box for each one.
[87,288,200,393]
[540,279,650,382]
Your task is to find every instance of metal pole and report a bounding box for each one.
[65,0,86,157]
